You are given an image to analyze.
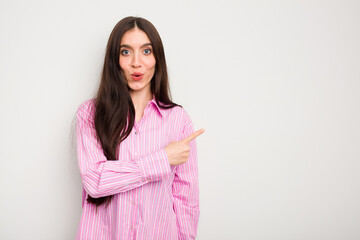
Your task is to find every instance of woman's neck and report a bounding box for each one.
[130,90,153,115]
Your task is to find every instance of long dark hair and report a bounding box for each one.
[89,17,180,206]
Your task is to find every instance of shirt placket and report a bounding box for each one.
[130,106,149,239]
[130,103,153,239]
[129,123,140,239]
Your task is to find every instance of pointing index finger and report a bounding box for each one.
[183,128,205,143]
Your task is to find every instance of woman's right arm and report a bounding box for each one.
[76,102,171,198]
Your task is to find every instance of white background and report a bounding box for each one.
[1,0,359,239]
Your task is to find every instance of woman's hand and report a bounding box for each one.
[165,129,205,166]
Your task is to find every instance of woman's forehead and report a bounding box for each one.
[120,28,151,46]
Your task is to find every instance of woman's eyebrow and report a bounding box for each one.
[120,43,152,49]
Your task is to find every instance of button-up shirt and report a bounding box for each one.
[75,96,199,240]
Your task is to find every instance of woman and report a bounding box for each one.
[75,16,204,239]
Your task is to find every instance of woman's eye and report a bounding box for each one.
[121,49,130,55]
[143,49,152,54]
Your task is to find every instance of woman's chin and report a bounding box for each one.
[128,82,151,93]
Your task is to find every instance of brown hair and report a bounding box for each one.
[89,16,180,206]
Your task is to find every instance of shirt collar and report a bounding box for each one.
[149,94,165,117]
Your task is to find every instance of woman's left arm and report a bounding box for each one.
[172,115,200,240]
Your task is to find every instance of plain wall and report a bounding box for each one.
[1,0,359,239]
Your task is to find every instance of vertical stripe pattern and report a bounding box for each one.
[75,96,199,240]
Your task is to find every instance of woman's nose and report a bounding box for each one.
[131,53,141,68]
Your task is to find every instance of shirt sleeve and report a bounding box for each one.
[172,112,200,240]
[76,102,171,198]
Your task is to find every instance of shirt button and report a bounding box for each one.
[135,131,138,135]
[132,201,136,205]
[135,152,138,156]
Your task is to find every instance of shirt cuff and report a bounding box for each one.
[136,148,171,182]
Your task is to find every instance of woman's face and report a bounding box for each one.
[119,28,156,94]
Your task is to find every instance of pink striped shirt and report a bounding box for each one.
[75,95,199,240]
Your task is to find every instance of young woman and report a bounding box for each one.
[75,16,204,239]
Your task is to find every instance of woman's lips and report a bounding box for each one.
[131,72,144,81]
